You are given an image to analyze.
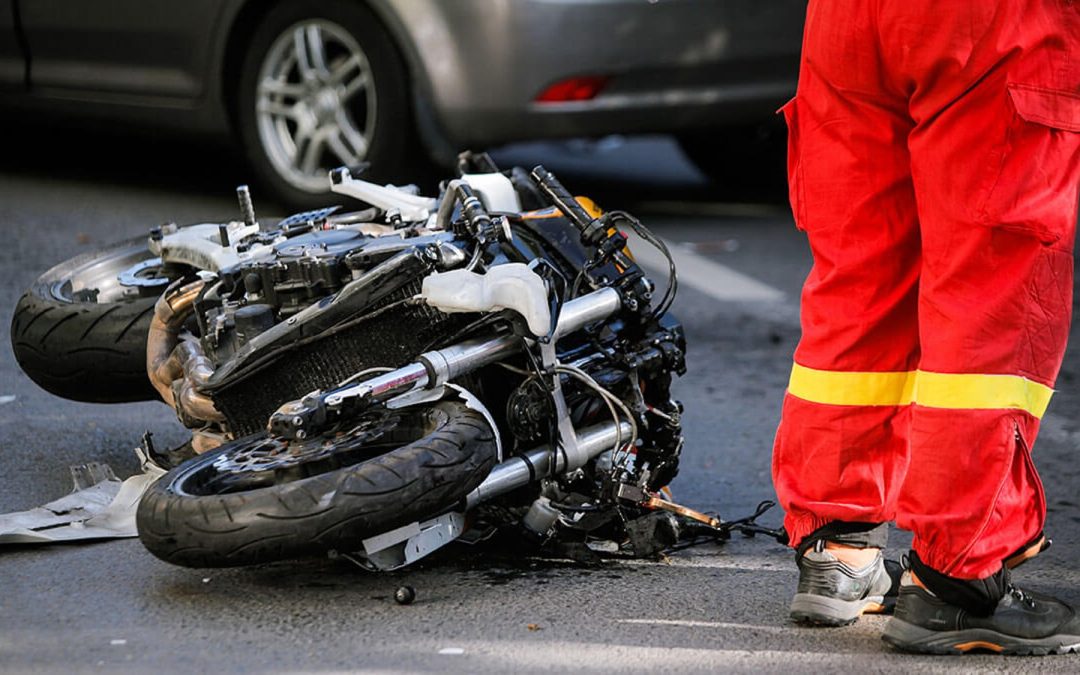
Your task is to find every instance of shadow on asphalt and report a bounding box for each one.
[0,118,788,214]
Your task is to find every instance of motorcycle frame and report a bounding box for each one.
[321,286,634,571]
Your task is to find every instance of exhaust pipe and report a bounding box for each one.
[146,279,224,426]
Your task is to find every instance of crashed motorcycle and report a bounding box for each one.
[11,153,778,570]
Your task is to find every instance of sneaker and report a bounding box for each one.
[883,573,1080,655]
[790,542,898,626]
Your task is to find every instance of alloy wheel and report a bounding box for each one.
[255,19,377,193]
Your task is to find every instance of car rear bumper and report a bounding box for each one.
[381,0,804,147]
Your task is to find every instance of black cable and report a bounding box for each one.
[608,211,677,318]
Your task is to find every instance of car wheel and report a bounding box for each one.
[237,0,417,210]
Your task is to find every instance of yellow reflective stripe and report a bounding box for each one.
[914,371,1054,419]
[788,363,914,407]
[788,364,1054,418]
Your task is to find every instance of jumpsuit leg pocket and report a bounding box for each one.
[779,96,807,231]
[977,85,1080,246]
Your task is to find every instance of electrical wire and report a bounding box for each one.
[556,363,638,458]
[336,366,395,388]
[496,360,636,462]
[556,366,624,457]
[608,211,678,318]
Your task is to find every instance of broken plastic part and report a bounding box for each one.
[0,446,165,545]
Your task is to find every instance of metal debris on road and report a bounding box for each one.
[393,586,416,605]
[0,446,165,545]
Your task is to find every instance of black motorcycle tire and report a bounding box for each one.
[10,238,167,403]
[137,400,497,568]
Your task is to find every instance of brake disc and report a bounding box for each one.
[187,408,409,496]
[212,409,396,475]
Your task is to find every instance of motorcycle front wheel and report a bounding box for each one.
[137,400,497,568]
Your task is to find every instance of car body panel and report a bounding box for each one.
[379,0,803,146]
[1,0,804,155]
[20,0,226,100]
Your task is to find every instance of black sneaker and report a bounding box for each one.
[790,542,899,626]
[883,573,1080,655]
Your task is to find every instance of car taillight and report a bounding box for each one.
[534,76,609,103]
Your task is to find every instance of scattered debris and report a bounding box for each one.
[527,623,542,632]
[202,578,212,584]
[0,447,165,545]
[393,585,416,605]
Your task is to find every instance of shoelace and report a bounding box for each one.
[1007,584,1038,609]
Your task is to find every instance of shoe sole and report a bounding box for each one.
[882,618,1080,655]
[790,593,887,627]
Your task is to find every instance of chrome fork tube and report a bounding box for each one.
[325,287,622,406]
[465,420,632,508]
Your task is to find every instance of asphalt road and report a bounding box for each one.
[1,130,1079,674]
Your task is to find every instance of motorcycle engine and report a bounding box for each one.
[187,224,466,437]
[197,228,370,365]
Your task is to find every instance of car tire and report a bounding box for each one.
[236,0,420,210]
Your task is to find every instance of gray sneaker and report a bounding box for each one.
[790,542,897,626]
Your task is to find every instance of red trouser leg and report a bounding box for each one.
[772,0,920,545]
[896,2,1080,579]
[774,0,1080,578]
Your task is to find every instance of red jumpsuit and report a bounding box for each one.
[773,0,1080,580]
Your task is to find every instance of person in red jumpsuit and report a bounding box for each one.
[773,0,1080,654]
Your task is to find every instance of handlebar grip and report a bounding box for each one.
[530,165,595,231]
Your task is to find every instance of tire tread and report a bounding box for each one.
[137,401,497,568]
[10,240,163,403]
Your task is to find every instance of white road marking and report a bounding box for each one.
[404,640,916,669]
[0,395,14,405]
[626,232,786,303]
[618,619,787,634]
[437,648,465,655]
[616,554,786,572]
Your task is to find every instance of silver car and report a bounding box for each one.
[0,0,804,206]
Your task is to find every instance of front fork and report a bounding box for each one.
[267,287,623,445]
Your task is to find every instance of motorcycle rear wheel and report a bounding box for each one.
[137,400,497,568]
[10,237,176,403]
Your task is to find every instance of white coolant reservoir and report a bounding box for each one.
[420,263,550,337]
[460,172,521,213]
